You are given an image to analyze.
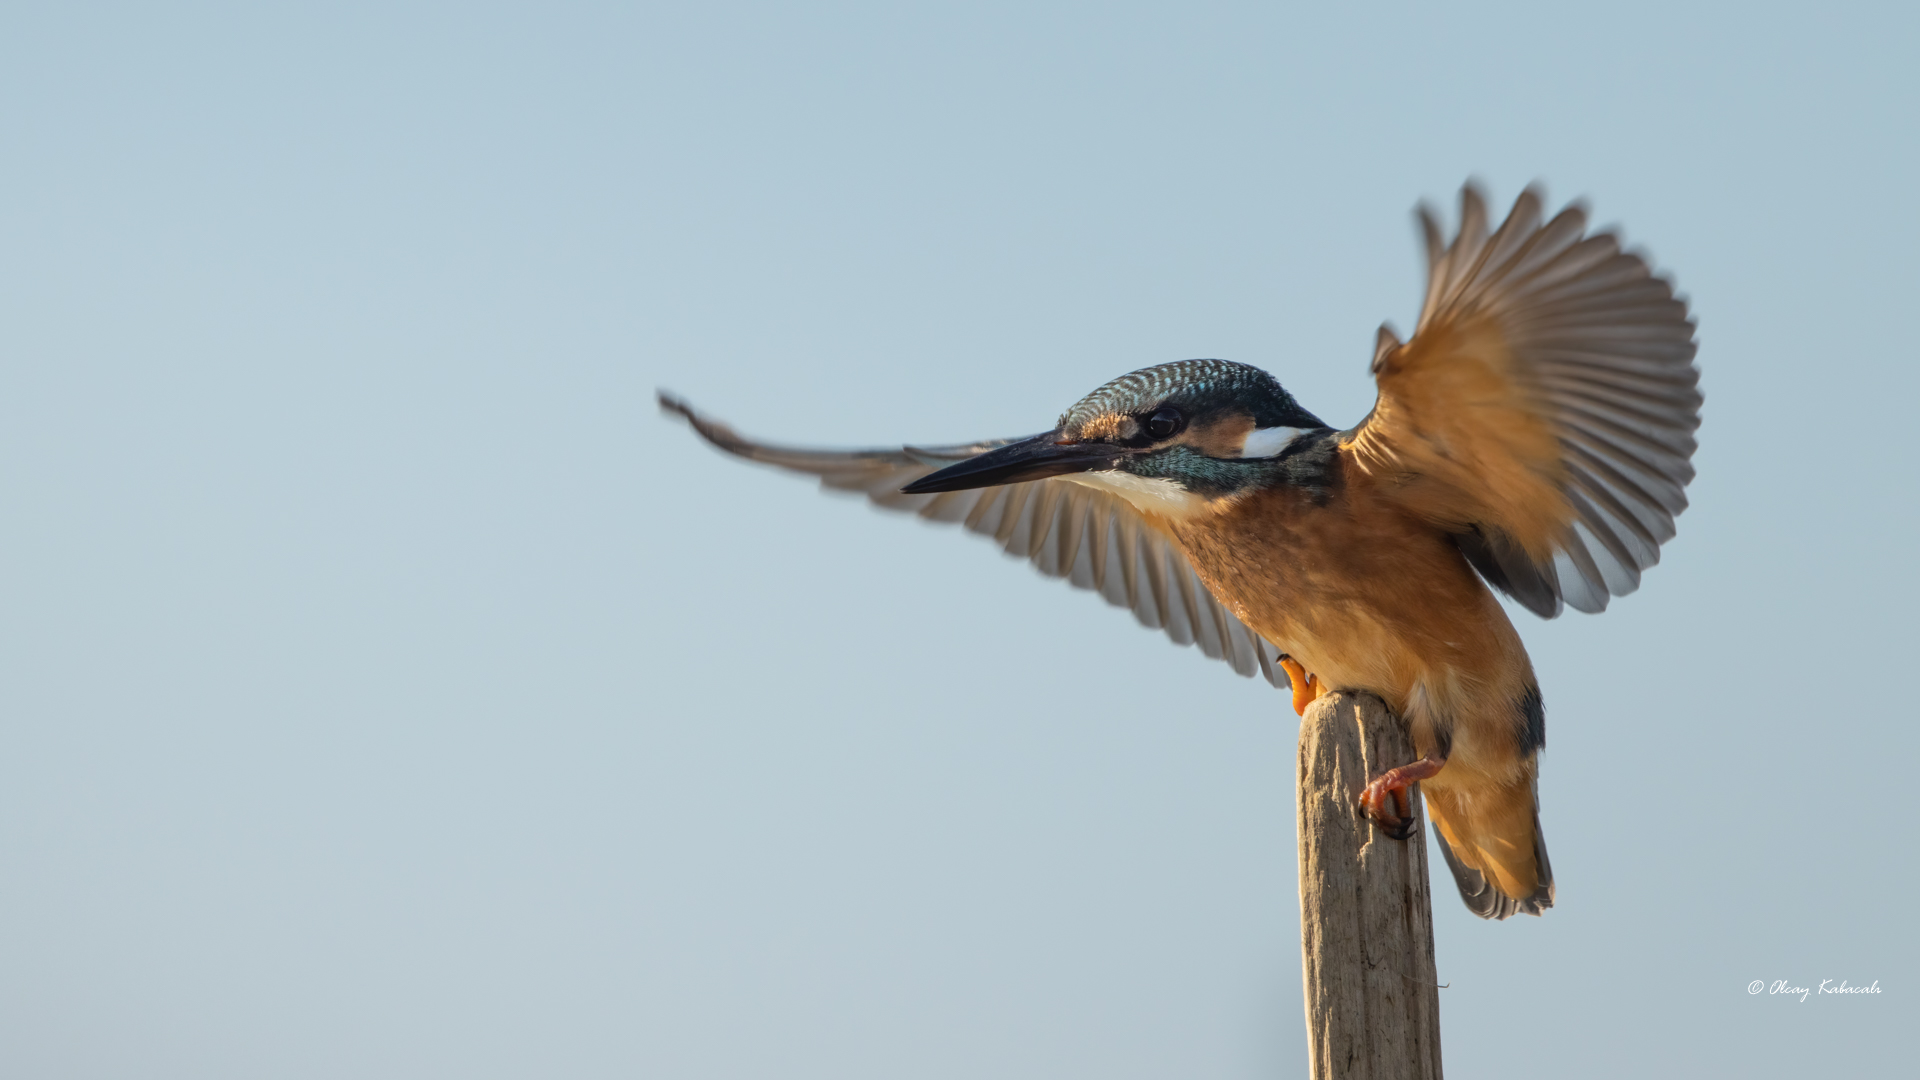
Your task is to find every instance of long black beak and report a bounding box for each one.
[901,431,1119,494]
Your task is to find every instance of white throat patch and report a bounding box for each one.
[1239,426,1307,458]
[1062,471,1206,519]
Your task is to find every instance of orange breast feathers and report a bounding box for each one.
[1163,472,1535,738]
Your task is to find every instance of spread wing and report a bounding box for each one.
[1345,183,1701,617]
[661,395,1289,688]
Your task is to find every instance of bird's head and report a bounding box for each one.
[901,360,1328,516]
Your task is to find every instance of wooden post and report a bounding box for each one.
[1297,691,1443,1080]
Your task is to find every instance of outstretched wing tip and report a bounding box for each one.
[657,389,691,418]
[659,392,765,462]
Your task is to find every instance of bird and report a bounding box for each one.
[659,183,1700,919]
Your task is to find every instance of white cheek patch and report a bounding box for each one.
[1239,426,1307,458]
[1062,471,1207,519]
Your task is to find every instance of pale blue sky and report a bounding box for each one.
[1,2,1913,1077]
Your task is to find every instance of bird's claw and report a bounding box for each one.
[1277,655,1325,717]
[1359,756,1446,840]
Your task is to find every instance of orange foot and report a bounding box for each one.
[1277,655,1327,717]
[1359,756,1446,840]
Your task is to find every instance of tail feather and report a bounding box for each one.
[1425,786,1555,920]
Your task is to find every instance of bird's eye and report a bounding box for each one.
[1145,406,1182,440]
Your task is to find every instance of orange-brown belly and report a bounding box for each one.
[1162,479,1538,791]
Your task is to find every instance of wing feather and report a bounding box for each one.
[1350,182,1700,618]
[660,395,1288,688]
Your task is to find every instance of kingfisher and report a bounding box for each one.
[660,184,1700,919]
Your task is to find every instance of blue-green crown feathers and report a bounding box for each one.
[1060,359,1322,432]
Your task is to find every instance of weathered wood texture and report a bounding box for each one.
[1297,691,1443,1080]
